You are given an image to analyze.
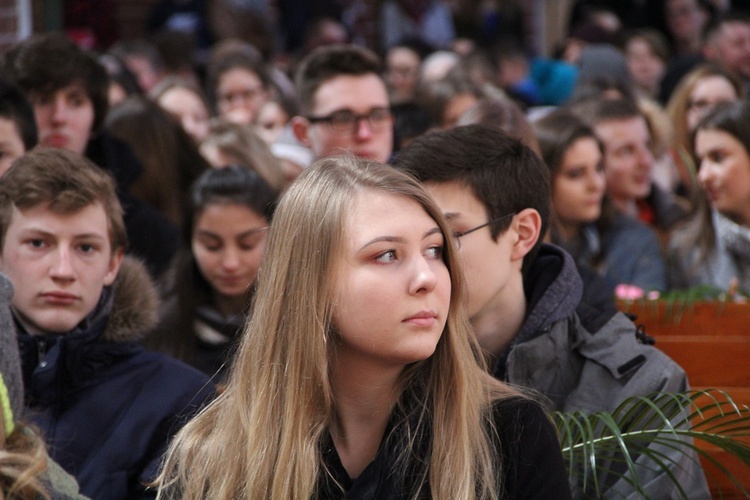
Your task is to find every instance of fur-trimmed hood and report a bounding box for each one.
[103,256,161,343]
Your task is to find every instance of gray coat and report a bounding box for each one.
[495,244,709,499]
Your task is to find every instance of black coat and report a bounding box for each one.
[17,258,215,500]
[317,397,570,499]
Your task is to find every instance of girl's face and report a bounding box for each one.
[695,128,750,226]
[192,203,268,301]
[158,87,210,143]
[625,38,666,92]
[686,75,738,132]
[552,137,606,229]
[216,68,268,125]
[331,191,451,370]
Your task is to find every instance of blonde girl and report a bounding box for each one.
[156,156,569,499]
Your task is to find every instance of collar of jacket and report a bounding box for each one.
[16,257,161,401]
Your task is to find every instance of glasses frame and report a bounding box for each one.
[452,212,516,245]
[305,107,392,134]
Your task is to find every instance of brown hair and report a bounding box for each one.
[1,33,109,135]
[294,44,383,115]
[0,148,126,252]
[396,125,550,272]
[106,96,209,226]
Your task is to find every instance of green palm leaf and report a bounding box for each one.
[553,389,750,499]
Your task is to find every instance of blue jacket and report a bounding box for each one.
[17,258,215,500]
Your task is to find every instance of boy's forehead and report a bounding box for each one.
[424,180,485,219]
[7,201,111,239]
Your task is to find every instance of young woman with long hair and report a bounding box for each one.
[665,63,742,200]
[148,166,277,380]
[670,100,750,294]
[534,109,667,293]
[155,156,570,499]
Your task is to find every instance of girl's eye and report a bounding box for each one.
[425,246,443,259]
[374,249,396,263]
[566,168,585,179]
[79,243,95,253]
[708,151,726,163]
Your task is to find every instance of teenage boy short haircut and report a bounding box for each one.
[395,124,550,267]
[294,44,383,115]
[0,148,127,252]
[572,95,643,127]
[1,34,109,134]
[0,81,38,150]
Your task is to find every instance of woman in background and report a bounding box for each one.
[534,109,667,293]
[150,77,211,144]
[666,64,742,200]
[156,156,570,498]
[670,100,750,294]
[107,96,209,227]
[148,166,277,380]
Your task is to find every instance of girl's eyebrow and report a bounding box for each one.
[359,227,441,251]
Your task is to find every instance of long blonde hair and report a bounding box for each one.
[156,155,516,499]
[1,423,50,500]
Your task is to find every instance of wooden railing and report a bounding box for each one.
[618,300,750,498]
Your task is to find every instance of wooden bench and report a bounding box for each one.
[618,300,750,498]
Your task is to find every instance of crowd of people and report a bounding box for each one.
[3,0,750,497]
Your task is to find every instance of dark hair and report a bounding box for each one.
[674,100,750,267]
[207,46,271,109]
[391,102,433,153]
[106,96,209,226]
[109,39,165,74]
[1,33,109,135]
[417,72,484,127]
[385,38,433,61]
[99,53,142,98]
[457,97,540,154]
[534,109,601,176]
[149,166,278,362]
[624,28,670,63]
[703,9,750,43]
[532,109,612,260]
[0,80,37,151]
[0,148,126,252]
[571,95,644,127]
[697,98,750,144]
[294,44,383,115]
[395,124,550,270]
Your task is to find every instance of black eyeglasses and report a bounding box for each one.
[452,212,516,247]
[306,107,392,134]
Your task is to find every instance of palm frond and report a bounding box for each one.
[553,389,750,499]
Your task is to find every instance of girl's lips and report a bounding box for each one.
[403,311,437,327]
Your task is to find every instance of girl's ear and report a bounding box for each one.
[510,208,542,262]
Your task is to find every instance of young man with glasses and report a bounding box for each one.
[396,125,709,498]
[291,44,393,163]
